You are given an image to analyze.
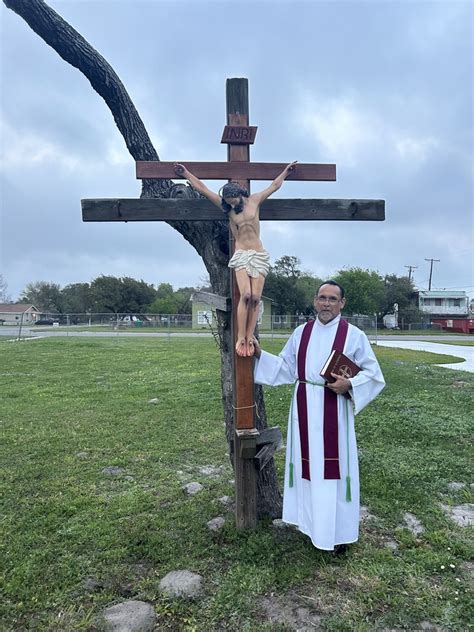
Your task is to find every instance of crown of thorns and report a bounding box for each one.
[219,182,249,198]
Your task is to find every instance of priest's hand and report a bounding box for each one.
[251,336,262,358]
[326,373,351,395]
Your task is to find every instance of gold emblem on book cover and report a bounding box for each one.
[339,365,353,378]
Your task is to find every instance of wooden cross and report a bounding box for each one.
[82,77,385,529]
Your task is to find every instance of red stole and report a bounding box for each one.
[296,317,349,481]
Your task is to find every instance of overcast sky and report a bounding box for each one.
[1,0,473,303]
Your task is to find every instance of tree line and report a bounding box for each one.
[12,256,423,322]
[17,277,195,316]
[265,256,423,322]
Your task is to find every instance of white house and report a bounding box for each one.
[417,291,468,317]
[0,303,40,325]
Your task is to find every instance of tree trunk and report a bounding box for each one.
[5,0,282,518]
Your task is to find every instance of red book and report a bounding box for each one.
[320,350,361,383]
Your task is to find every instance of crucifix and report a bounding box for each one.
[82,77,384,530]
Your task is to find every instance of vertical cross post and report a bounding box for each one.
[227,78,258,529]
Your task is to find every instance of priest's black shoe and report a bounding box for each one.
[333,544,349,556]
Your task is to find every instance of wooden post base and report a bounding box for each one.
[234,428,259,530]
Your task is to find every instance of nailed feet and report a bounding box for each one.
[235,337,256,357]
[247,337,255,357]
[236,338,247,357]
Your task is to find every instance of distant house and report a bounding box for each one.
[415,291,472,333]
[0,303,40,325]
[417,291,469,318]
[191,292,273,330]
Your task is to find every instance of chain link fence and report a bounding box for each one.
[3,312,445,340]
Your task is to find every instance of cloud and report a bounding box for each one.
[406,1,472,54]
[0,117,133,173]
[1,0,472,304]
[0,119,83,171]
[294,92,442,169]
[393,135,440,162]
[295,95,374,167]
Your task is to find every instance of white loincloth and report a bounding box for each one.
[228,249,270,278]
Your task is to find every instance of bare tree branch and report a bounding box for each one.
[3,0,281,517]
[4,1,154,158]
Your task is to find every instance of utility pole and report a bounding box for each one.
[404,265,417,282]
[425,258,440,291]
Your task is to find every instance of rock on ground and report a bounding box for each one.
[101,600,156,631]
[462,561,474,586]
[447,482,466,492]
[207,516,226,531]
[360,505,377,522]
[183,482,203,495]
[440,503,474,527]
[384,539,399,551]
[403,512,424,535]
[83,577,104,592]
[102,466,125,476]
[218,495,233,509]
[159,570,204,598]
[197,464,224,476]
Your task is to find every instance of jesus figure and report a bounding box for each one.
[174,161,297,357]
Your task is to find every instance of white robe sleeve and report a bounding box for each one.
[254,331,299,386]
[349,333,385,414]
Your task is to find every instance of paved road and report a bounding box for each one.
[376,340,474,373]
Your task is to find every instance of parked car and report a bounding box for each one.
[119,314,151,323]
[34,318,57,325]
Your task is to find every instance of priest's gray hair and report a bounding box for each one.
[316,280,345,299]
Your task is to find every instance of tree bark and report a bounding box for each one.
[4,0,282,518]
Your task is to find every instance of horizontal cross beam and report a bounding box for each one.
[81,198,384,222]
[136,161,336,181]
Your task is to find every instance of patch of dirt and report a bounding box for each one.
[360,505,377,522]
[403,512,424,535]
[461,560,473,586]
[259,592,323,630]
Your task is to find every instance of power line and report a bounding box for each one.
[425,258,440,291]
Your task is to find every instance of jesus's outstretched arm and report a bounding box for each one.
[173,163,222,208]
[250,161,298,206]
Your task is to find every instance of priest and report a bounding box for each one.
[253,281,385,552]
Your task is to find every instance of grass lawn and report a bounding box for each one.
[1,337,473,630]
